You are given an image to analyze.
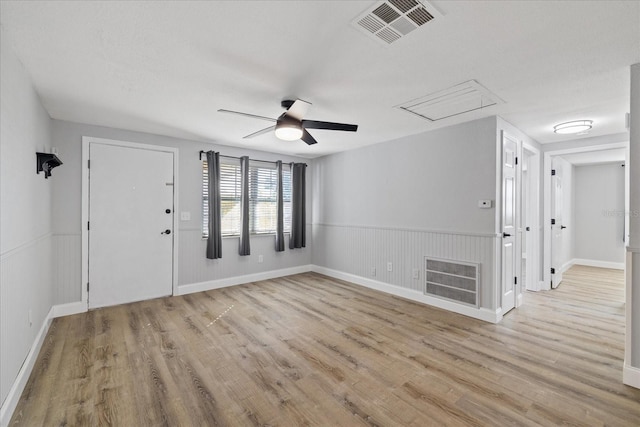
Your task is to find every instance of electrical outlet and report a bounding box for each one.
[371,267,376,277]
[387,262,393,272]
[258,255,264,263]
[412,269,420,279]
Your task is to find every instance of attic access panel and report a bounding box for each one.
[351,0,442,46]
[396,80,504,121]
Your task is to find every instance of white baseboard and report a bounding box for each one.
[561,259,575,273]
[311,266,501,324]
[572,258,625,270]
[52,301,86,318]
[176,265,313,295]
[623,362,640,389]
[0,307,54,427]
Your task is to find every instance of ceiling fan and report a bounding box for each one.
[218,99,358,145]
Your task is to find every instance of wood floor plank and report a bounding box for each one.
[10,265,640,426]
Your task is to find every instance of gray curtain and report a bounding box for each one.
[289,163,306,249]
[275,161,285,252]
[239,156,251,256]
[206,151,222,259]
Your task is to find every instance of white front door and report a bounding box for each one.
[88,142,175,309]
[551,161,564,288]
[502,132,519,314]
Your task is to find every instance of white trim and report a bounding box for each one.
[81,136,179,309]
[81,138,89,308]
[571,258,625,270]
[498,130,522,315]
[51,301,87,318]
[623,362,640,389]
[561,259,575,273]
[312,266,502,324]
[0,307,53,427]
[0,232,52,260]
[625,249,634,388]
[175,265,313,295]
[312,223,497,238]
[522,142,542,291]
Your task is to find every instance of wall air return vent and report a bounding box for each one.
[352,0,442,46]
[425,257,479,307]
[396,80,505,122]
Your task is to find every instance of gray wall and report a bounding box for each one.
[574,163,626,264]
[313,117,498,233]
[51,120,312,303]
[312,117,501,312]
[0,29,54,406]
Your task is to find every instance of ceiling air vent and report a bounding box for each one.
[352,0,442,46]
[396,80,505,122]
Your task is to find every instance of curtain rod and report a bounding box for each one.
[199,150,306,166]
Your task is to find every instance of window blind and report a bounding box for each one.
[202,159,291,237]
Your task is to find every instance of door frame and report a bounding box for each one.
[542,141,627,290]
[522,142,541,292]
[81,136,179,308]
[499,131,522,313]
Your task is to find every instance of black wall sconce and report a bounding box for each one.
[36,152,63,178]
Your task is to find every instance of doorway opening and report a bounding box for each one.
[543,143,628,290]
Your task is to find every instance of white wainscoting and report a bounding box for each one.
[312,224,499,318]
[178,227,312,287]
[52,234,82,304]
[0,233,53,423]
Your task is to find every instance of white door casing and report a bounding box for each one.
[86,140,176,309]
[551,159,564,288]
[501,132,519,314]
[521,144,541,291]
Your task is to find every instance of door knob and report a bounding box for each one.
[165,209,171,214]
[161,229,171,235]
[561,225,567,230]
[503,232,511,238]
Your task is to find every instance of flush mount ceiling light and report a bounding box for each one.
[553,120,593,135]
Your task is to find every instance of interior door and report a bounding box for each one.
[551,161,564,288]
[521,153,529,290]
[502,133,518,314]
[89,142,174,309]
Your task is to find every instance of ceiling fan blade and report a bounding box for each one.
[301,129,318,145]
[285,99,311,121]
[218,109,276,122]
[243,125,276,139]
[301,120,358,132]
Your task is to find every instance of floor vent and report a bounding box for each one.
[396,80,504,122]
[352,0,442,46]
[425,257,479,307]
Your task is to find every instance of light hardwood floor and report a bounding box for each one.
[10,265,640,426]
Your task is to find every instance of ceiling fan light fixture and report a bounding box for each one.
[275,122,303,141]
[553,120,593,135]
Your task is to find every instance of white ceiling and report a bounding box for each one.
[1,1,639,158]
[561,148,626,166]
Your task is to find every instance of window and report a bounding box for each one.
[202,159,291,237]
